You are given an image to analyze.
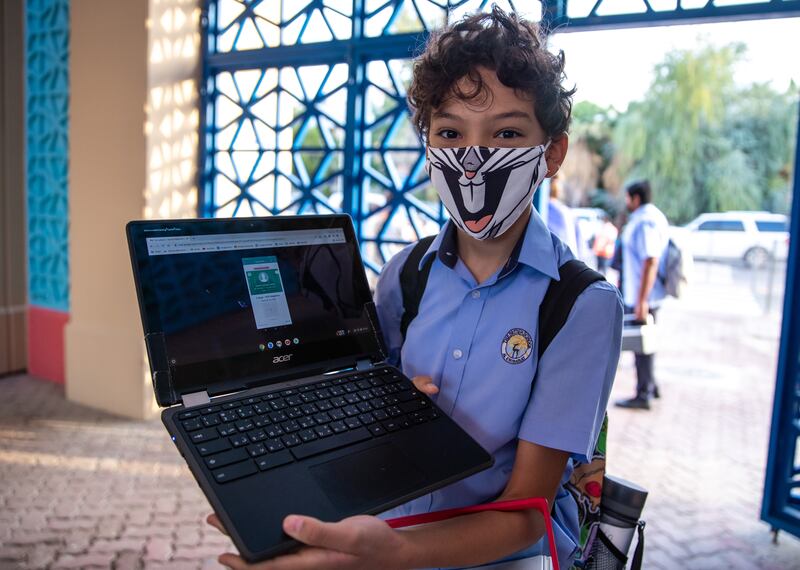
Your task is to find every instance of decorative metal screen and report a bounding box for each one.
[201,0,800,273]
[201,0,538,275]
[26,0,70,311]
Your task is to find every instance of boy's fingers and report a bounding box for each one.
[218,553,249,569]
[283,516,359,552]
[207,513,229,536]
[411,375,438,394]
[219,548,354,570]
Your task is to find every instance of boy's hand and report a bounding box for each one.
[411,375,439,396]
[206,513,414,569]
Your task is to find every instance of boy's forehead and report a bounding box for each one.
[435,67,535,117]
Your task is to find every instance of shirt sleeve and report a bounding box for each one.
[373,245,414,368]
[518,280,623,462]
[636,220,666,260]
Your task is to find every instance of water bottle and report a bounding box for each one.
[598,475,648,557]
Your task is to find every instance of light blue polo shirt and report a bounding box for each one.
[621,203,670,309]
[374,211,623,568]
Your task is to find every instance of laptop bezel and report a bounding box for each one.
[126,214,388,407]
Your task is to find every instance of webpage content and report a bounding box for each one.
[242,256,292,330]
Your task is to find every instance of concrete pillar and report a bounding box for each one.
[66,0,199,419]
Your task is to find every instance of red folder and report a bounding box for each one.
[386,497,560,570]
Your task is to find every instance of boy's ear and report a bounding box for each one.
[545,134,568,178]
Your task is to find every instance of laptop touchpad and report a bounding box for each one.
[310,443,426,512]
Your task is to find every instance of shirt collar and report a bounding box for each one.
[418,213,561,281]
[419,220,459,270]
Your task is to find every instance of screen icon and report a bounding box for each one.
[276,341,283,348]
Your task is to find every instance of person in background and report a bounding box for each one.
[547,173,579,254]
[615,180,669,410]
[592,212,618,275]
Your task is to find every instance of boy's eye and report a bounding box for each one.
[496,129,522,139]
[436,129,459,139]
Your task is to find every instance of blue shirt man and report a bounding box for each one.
[375,210,623,568]
[616,181,670,410]
[620,203,669,310]
[547,197,578,254]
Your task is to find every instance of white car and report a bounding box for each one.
[683,211,790,267]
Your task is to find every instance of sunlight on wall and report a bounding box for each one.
[143,0,202,414]
[145,0,200,221]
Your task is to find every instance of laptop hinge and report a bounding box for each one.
[355,358,373,372]
[182,391,210,408]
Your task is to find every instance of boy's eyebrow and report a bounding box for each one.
[489,110,534,121]
[431,110,534,121]
[431,110,461,120]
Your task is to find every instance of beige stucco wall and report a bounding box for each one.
[66,0,200,419]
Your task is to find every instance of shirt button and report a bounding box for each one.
[471,290,481,299]
[452,349,463,359]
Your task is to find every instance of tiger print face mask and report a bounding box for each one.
[425,142,551,240]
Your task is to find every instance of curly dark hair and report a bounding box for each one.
[407,6,575,140]
[626,180,652,204]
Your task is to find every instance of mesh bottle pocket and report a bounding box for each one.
[584,531,626,570]
[582,521,645,570]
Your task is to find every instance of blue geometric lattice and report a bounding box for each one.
[210,0,353,52]
[359,58,445,273]
[554,0,800,28]
[203,1,545,276]
[364,0,538,37]
[203,0,800,278]
[206,64,349,218]
[26,0,70,312]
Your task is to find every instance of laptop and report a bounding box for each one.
[126,214,493,562]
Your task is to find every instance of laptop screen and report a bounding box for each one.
[128,215,384,397]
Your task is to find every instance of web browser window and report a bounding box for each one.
[242,256,292,329]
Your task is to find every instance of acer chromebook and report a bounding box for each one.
[126,215,492,562]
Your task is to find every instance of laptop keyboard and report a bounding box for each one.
[176,368,440,484]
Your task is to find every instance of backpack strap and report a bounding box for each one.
[538,260,605,359]
[399,235,437,341]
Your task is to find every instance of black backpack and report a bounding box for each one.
[397,235,611,565]
[399,235,605,354]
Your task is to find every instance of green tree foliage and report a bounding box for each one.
[610,43,797,224]
[723,82,798,214]
[571,101,617,188]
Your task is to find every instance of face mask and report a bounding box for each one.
[425,142,550,240]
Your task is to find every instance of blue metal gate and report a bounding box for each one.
[762,104,800,539]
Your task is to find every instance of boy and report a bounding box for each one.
[208,7,622,569]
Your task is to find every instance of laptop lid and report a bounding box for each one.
[127,215,386,407]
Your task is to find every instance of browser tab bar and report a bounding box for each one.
[146,228,347,256]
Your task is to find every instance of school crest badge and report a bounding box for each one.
[501,328,533,364]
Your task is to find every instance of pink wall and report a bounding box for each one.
[28,306,69,384]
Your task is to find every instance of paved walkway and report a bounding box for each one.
[1,262,799,569]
